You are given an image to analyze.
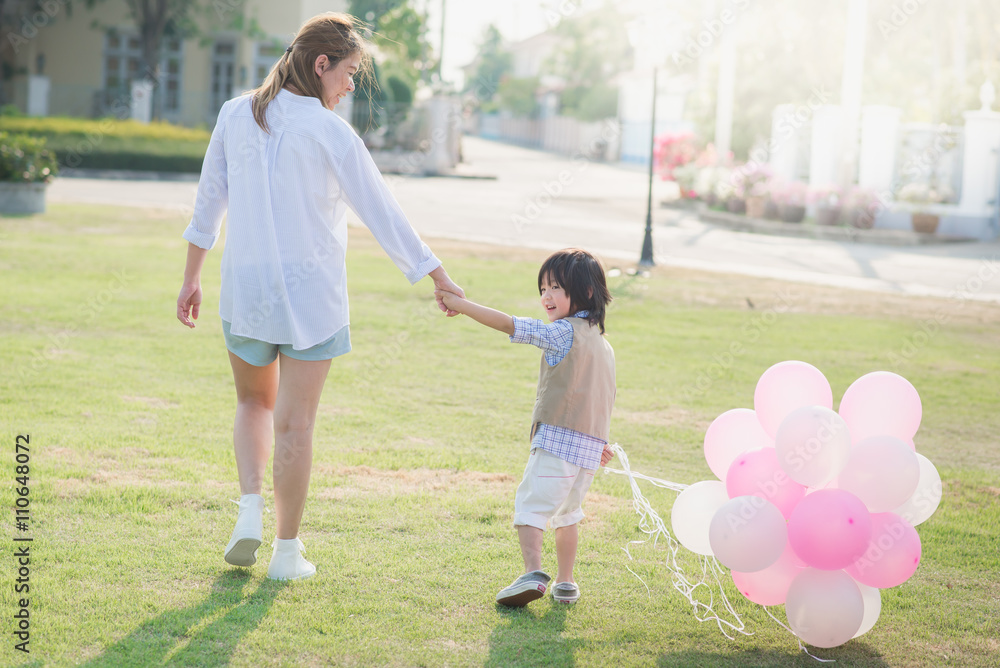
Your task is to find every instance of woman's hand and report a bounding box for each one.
[428,265,464,317]
[177,282,202,328]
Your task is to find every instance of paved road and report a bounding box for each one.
[49,136,1000,303]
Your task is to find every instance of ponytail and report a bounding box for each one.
[249,12,371,133]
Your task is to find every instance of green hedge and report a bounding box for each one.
[0,116,210,173]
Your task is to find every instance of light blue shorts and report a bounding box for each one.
[222,320,351,367]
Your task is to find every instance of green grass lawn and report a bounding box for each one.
[1,204,998,667]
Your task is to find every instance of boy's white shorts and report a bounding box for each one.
[513,448,595,531]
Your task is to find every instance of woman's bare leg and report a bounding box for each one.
[228,352,279,495]
[272,354,331,539]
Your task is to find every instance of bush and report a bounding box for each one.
[0,116,210,141]
[0,116,210,173]
[0,132,58,183]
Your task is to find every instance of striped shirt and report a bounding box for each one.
[183,89,441,350]
[510,310,606,470]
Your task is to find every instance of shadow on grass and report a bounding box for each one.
[485,603,577,667]
[656,641,891,667]
[81,571,284,667]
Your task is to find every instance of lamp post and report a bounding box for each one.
[639,66,658,266]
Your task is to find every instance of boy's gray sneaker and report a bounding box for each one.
[496,570,551,607]
[551,581,580,604]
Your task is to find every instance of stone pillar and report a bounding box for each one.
[809,105,844,188]
[958,110,1000,213]
[769,104,799,182]
[858,105,901,192]
[425,95,457,175]
[130,79,154,124]
[26,75,49,117]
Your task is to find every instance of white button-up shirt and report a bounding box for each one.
[183,89,441,349]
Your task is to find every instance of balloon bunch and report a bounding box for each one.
[670,361,942,649]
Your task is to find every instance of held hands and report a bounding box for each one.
[428,265,465,317]
[434,288,466,314]
[176,282,202,328]
[600,444,615,467]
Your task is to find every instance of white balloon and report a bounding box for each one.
[708,496,787,573]
[786,569,864,648]
[775,406,852,487]
[839,435,920,512]
[852,581,882,638]
[671,480,729,555]
[892,453,943,526]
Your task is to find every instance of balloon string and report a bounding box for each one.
[607,443,838,662]
[605,443,752,638]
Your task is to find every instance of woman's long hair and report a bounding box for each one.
[249,12,372,133]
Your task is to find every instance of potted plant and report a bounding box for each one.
[844,186,883,229]
[654,132,698,207]
[670,162,701,208]
[772,181,808,223]
[712,172,743,213]
[897,182,953,234]
[736,164,772,219]
[0,131,58,214]
[809,184,843,226]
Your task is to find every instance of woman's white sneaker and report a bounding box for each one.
[266,537,316,581]
[224,494,264,567]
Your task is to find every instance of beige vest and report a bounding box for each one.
[530,317,616,443]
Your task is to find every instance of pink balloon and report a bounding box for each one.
[839,372,922,444]
[754,361,833,438]
[788,490,872,570]
[846,512,922,588]
[704,408,773,480]
[726,448,806,519]
[732,539,807,606]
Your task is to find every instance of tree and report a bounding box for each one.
[350,0,434,88]
[80,0,263,119]
[0,1,58,104]
[348,1,432,134]
[464,24,511,105]
[545,2,631,121]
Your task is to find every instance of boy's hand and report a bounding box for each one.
[600,444,615,467]
[434,289,465,313]
[428,266,464,317]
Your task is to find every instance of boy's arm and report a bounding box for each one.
[435,290,515,336]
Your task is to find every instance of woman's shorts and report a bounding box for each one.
[513,448,595,531]
[222,320,351,367]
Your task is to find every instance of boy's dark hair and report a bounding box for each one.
[538,248,612,333]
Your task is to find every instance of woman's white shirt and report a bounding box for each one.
[183,88,441,349]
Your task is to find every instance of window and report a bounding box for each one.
[254,41,288,87]
[103,32,184,114]
[210,41,236,116]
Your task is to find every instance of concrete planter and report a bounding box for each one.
[0,181,48,214]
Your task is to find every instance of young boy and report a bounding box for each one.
[436,249,615,605]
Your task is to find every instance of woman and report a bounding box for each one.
[176,12,463,580]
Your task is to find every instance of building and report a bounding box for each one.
[3,0,348,127]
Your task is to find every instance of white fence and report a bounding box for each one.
[477,113,621,161]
